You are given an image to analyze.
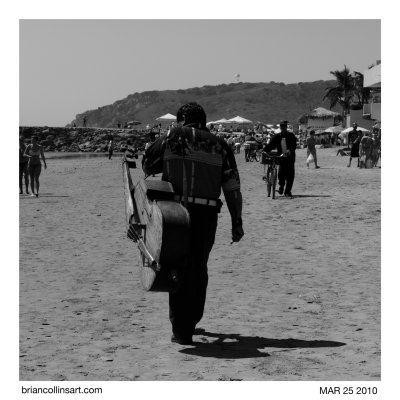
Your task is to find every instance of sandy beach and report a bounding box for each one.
[19,148,380,381]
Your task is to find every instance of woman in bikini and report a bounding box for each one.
[19,137,30,194]
[24,135,47,197]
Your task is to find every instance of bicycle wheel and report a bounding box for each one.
[271,168,277,199]
[266,167,272,197]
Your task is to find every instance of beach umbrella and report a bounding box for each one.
[339,126,370,142]
[323,126,344,134]
[156,113,176,121]
[340,126,370,134]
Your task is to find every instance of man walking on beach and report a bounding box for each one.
[142,102,244,345]
[263,120,297,198]
[306,130,320,169]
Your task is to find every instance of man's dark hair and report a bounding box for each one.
[176,102,207,128]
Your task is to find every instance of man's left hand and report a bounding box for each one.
[231,218,244,242]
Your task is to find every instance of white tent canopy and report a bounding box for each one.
[214,118,230,124]
[156,113,176,121]
[206,118,230,126]
[227,116,253,124]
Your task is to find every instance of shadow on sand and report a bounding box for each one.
[19,193,70,199]
[291,194,332,199]
[179,328,346,359]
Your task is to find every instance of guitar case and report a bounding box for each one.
[123,159,191,291]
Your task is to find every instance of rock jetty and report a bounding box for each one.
[19,126,151,153]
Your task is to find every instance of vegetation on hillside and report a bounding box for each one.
[71,80,340,129]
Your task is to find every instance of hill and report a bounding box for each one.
[71,80,340,128]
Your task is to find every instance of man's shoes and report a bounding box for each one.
[278,186,284,195]
[315,166,320,169]
[284,192,294,199]
[171,334,193,345]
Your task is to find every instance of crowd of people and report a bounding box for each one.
[346,123,381,168]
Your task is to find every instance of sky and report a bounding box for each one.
[19,19,381,127]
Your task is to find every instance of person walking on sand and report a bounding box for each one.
[142,102,244,345]
[19,137,30,194]
[263,120,297,198]
[24,135,47,197]
[306,130,320,169]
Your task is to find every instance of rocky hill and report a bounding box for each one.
[71,80,339,128]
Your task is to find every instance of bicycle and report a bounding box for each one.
[261,152,282,199]
[248,148,260,162]
[248,145,262,162]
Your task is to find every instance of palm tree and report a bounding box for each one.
[323,66,354,120]
[353,71,371,106]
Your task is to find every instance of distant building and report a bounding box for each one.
[347,60,381,129]
[362,61,381,122]
[297,107,340,133]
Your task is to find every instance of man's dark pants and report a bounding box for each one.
[169,205,218,339]
[278,158,295,194]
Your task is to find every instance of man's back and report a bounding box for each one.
[306,136,316,150]
[143,125,240,200]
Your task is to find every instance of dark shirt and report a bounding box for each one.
[348,129,359,146]
[306,136,316,151]
[263,131,297,161]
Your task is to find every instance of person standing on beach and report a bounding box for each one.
[142,102,244,345]
[24,135,47,197]
[359,131,374,168]
[19,137,30,194]
[371,129,381,167]
[263,120,297,198]
[243,133,256,161]
[108,138,114,160]
[347,123,360,167]
[348,130,363,167]
[306,130,320,169]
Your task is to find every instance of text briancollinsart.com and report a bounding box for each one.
[22,385,102,395]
